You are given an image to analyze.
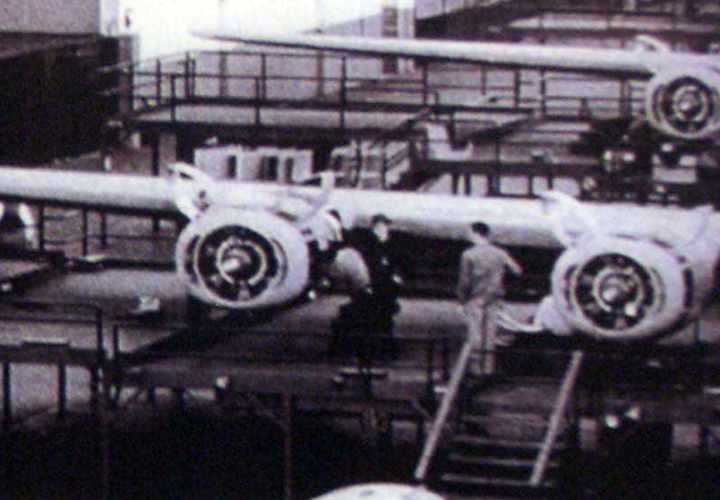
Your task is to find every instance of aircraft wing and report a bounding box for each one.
[194,29,710,77]
[0,167,178,217]
[0,165,718,343]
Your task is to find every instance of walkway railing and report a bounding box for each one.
[530,350,584,486]
[103,48,643,131]
[414,331,476,483]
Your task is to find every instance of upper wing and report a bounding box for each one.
[194,29,710,78]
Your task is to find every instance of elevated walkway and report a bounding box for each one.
[106,48,534,149]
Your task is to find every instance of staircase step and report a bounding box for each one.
[453,434,543,449]
[448,453,544,469]
[446,452,559,479]
[440,472,554,497]
[461,413,560,442]
[452,435,543,459]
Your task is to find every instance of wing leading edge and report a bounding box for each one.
[194,29,712,77]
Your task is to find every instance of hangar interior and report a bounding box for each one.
[1,1,720,499]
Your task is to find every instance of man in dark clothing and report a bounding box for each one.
[351,213,403,359]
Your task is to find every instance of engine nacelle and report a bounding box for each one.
[646,68,720,141]
[176,208,310,310]
[550,236,704,342]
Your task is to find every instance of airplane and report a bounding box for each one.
[194,27,720,146]
[312,482,444,499]
[0,162,718,344]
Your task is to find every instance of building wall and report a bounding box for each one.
[0,0,99,33]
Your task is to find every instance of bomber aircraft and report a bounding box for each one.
[0,163,717,344]
[195,27,720,150]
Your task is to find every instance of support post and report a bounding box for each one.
[155,59,162,104]
[3,362,11,430]
[100,213,108,249]
[540,69,547,117]
[57,360,67,421]
[421,63,429,106]
[283,393,295,500]
[81,209,89,256]
[170,76,177,122]
[340,56,347,131]
[150,133,161,233]
[38,204,46,252]
[260,54,268,100]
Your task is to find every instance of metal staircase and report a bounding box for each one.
[416,348,584,499]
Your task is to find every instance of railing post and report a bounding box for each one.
[539,70,547,117]
[381,142,387,190]
[57,359,67,421]
[38,204,46,252]
[3,362,11,430]
[422,63,429,106]
[219,51,228,98]
[155,59,162,105]
[100,212,108,248]
[184,52,190,98]
[81,209,89,256]
[480,65,487,96]
[426,339,436,399]
[255,78,262,126]
[340,56,347,130]
[170,75,177,122]
[260,53,268,100]
[513,69,521,109]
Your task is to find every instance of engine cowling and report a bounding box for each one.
[550,235,701,342]
[646,68,720,141]
[175,207,310,310]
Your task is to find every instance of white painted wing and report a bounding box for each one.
[194,29,712,77]
[0,168,714,251]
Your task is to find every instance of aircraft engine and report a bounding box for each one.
[550,235,709,342]
[175,207,310,310]
[646,68,720,141]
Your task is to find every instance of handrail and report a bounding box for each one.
[367,107,434,151]
[414,331,477,483]
[530,350,584,486]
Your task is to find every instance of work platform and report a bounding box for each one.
[0,263,720,498]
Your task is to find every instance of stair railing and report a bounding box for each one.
[530,350,584,486]
[414,330,477,483]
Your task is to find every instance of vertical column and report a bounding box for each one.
[3,362,11,430]
[150,133,161,234]
[81,209,89,256]
[218,51,229,98]
[37,204,46,252]
[57,360,67,421]
[100,213,108,249]
[283,394,295,500]
[340,56,347,131]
